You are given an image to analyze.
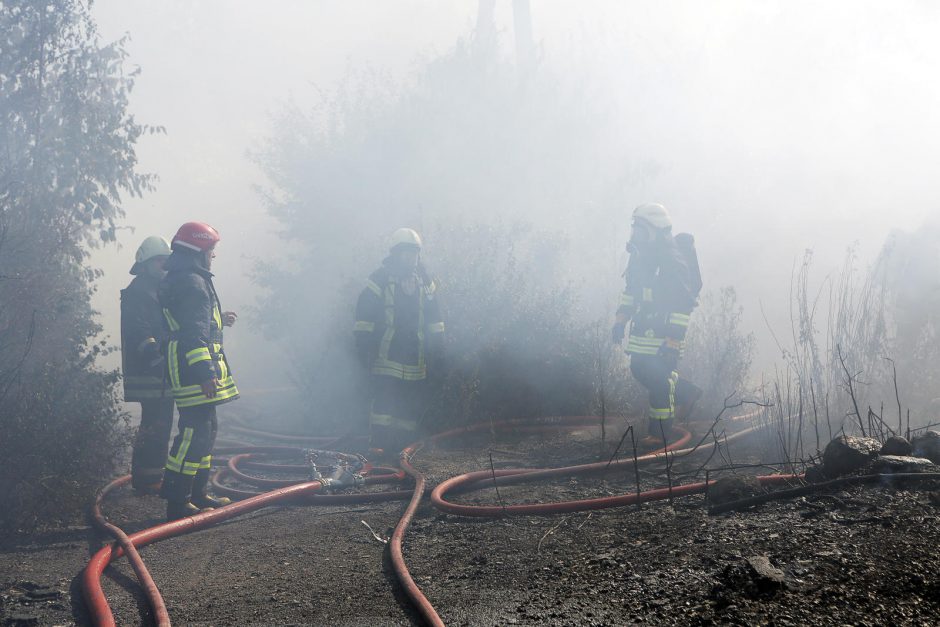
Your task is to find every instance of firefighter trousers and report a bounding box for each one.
[160,404,218,503]
[370,375,426,455]
[630,353,701,427]
[131,399,175,489]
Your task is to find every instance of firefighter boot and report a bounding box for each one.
[159,469,192,502]
[191,468,231,509]
[160,470,207,521]
[166,500,203,521]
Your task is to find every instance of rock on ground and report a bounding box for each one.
[880,436,912,457]
[870,455,938,474]
[823,435,882,476]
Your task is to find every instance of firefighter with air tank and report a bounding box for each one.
[159,221,240,521]
[612,203,703,443]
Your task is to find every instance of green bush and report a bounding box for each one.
[2,364,128,531]
[0,0,150,532]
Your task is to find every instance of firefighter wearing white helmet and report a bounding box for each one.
[612,204,703,445]
[389,227,423,251]
[355,228,445,455]
[130,236,172,275]
[121,235,174,493]
[633,203,673,230]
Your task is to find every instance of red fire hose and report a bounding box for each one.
[430,422,763,516]
[432,469,798,516]
[84,478,330,627]
[86,414,772,626]
[90,476,171,627]
[386,415,794,627]
[85,445,408,627]
[385,415,698,627]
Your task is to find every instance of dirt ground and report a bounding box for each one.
[2,418,940,626]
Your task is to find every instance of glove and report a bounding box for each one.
[200,378,220,399]
[611,321,626,344]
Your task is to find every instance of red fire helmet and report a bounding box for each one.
[171,221,220,253]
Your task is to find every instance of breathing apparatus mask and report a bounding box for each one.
[627,220,654,254]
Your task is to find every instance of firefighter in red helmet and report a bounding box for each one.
[159,221,239,521]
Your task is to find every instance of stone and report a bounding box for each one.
[911,430,940,464]
[745,555,786,588]
[24,585,59,601]
[870,455,938,474]
[706,475,761,506]
[822,435,881,476]
[880,435,913,457]
[717,556,786,600]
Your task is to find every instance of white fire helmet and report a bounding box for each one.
[388,228,423,252]
[130,236,171,275]
[632,203,673,230]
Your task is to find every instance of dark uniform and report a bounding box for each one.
[120,272,174,490]
[158,249,238,505]
[354,262,444,453]
[618,235,702,435]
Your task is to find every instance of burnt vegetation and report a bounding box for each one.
[753,245,940,472]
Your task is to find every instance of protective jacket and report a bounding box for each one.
[618,236,697,356]
[159,250,238,408]
[120,273,168,401]
[354,261,444,381]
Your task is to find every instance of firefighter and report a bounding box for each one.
[121,236,174,493]
[612,203,703,443]
[354,228,445,455]
[159,221,239,521]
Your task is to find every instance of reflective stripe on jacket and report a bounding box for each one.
[617,238,697,356]
[159,250,239,408]
[354,264,444,381]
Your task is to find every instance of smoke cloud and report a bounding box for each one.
[86,1,939,410]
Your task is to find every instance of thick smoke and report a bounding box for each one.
[85,1,940,430]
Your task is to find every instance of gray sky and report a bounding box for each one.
[89,1,939,385]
